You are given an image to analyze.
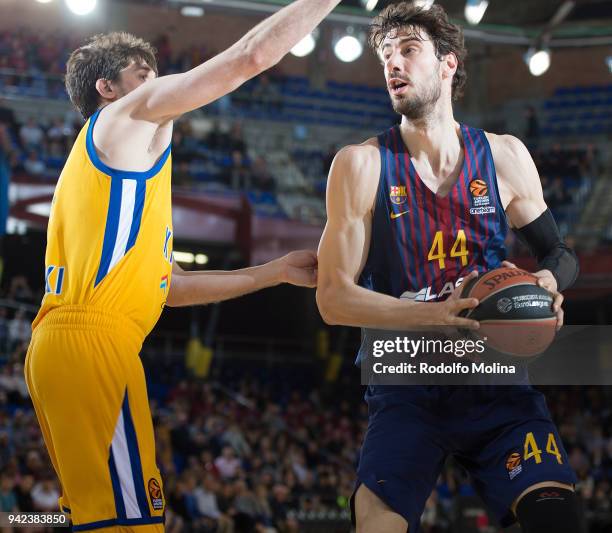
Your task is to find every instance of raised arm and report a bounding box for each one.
[315,143,479,330]
[114,0,341,123]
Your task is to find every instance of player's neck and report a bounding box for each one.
[399,105,461,175]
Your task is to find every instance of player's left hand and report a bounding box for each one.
[502,261,563,330]
[278,250,318,288]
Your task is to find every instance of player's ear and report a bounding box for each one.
[442,52,458,81]
[95,78,117,100]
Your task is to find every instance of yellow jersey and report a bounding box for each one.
[32,108,174,339]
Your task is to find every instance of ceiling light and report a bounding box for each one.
[465,0,489,25]
[195,254,208,265]
[525,47,551,77]
[291,33,316,58]
[173,251,195,264]
[334,28,364,63]
[65,0,97,16]
[361,0,379,11]
[335,36,362,63]
[180,6,204,17]
[414,0,435,9]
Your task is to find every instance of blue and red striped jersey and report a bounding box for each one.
[358,123,508,302]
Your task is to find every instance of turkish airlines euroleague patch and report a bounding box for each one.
[506,452,523,480]
[148,478,164,510]
[469,178,495,215]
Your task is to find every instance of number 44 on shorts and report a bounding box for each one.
[506,432,563,481]
[524,432,563,465]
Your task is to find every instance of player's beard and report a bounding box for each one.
[391,68,442,121]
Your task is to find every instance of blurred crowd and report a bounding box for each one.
[0,29,79,76]
[0,272,611,532]
[0,28,296,203]
[0,275,37,356]
[533,144,600,215]
[1,355,611,532]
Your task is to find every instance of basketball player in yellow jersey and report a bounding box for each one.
[24,1,341,531]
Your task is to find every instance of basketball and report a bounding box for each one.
[469,179,488,197]
[460,267,557,357]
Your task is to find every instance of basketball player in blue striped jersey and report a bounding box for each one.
[316,3,581,533]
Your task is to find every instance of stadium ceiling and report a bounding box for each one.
[118,0,612,46]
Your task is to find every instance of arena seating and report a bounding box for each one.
[541,84,612,137]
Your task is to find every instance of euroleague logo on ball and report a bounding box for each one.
[497,297,513,313]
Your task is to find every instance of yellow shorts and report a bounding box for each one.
[24,306,165,532]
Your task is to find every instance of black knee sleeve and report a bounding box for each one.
[516,487,585,533]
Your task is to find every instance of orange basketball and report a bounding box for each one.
[469,179,488,197]
[460,267,557,357]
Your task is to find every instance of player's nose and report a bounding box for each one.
[385,56,403,77]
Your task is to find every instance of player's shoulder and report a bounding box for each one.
[484,132,539,193]
[484,132,530,161]
[333,138,380,173]
[336,137,379,159]
[327,139,380,207]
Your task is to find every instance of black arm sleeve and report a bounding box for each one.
[513,209,579,291]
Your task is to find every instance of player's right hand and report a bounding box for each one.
[435,270,480,330]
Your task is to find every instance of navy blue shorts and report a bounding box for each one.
[353,385,576,532]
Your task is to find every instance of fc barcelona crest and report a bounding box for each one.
[390,185,407,205]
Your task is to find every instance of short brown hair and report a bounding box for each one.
[369,2,467,100]
[65,32,158,119]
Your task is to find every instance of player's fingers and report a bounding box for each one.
[451,297,479,313]
[449,316,480,330]
[502,260,517,269]
[553,292,564,313]
[450,270,479,300]
[536,277,555,293]
[556,306,564,331]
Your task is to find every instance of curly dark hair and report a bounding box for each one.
[65,32,158,119]
[369,2,467,100]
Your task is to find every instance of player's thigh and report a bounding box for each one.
[463,419,576,527]
[354,484,408,533]
[27,325,163,525]
[122,353,165,515]
[26,327,126,506]
[355,394,447,532]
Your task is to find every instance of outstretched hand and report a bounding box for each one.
[279,250,318,288]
